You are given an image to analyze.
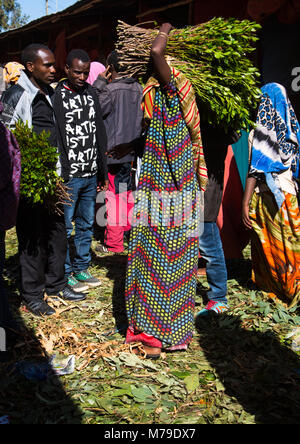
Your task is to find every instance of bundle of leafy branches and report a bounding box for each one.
[116,18,262,132]
[13,121,69,214]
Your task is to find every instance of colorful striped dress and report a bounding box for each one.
[250,191,300,308]
[125,77,201,349]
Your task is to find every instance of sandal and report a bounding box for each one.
[126,327,162,359]
[143,344,161,359]
[131,343,161,360]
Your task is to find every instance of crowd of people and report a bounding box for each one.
[0,22,299,359]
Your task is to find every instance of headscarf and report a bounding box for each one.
[87,61,105,85]
[3,62,25,85]
[142,65,208,192]
[250,82,300,207]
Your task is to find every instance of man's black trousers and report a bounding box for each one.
[16,199,67,303]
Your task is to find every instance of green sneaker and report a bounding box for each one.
[68,275,89,293]
[74,270,102,288]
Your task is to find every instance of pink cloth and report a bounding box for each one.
[104,169,134,253]
[87,61,105,85]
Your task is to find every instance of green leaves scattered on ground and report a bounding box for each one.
[1,232,300,424]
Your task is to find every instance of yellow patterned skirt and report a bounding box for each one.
[249,191,300,308]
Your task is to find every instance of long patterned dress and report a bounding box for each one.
[125,77,200,349]
[248,83,300,308]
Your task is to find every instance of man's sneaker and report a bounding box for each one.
[74,270,101,288]
[57,285,86,302]
[26,300,56,317]
[68,275,89,293]
[196,300,229,318]
[95,244,109,254]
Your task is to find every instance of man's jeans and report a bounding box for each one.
[64,176,97,277]
[198,222,228,303]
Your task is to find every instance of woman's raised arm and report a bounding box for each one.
[150,23,173,86]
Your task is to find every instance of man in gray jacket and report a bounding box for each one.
[93,51,143,253]
[1,44,86,317]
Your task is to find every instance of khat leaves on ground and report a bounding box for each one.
[1,234,300,424]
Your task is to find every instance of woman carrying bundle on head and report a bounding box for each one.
[124,23,208,359]
[242,83,300,308]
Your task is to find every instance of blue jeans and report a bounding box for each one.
[64,176,97,276]
[198,222,228,303]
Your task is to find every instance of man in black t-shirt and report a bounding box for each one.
[1,44,86,317]
[53,50,108,293]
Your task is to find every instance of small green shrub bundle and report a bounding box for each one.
[116,18,262,132]
[12,121,69,213]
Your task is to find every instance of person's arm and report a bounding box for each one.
[150,23,173,86]
[107,134,146,160]
[92,88,108,190]
[242,176,257,229]
[1,87,24,130]
[93,76,113,119]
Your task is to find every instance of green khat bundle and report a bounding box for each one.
[12,121,70,214]
[116,18,262,132]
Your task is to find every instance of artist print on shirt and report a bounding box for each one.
[62,84,98,178]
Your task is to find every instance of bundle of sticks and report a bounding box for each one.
[44,180,71,216]
[116,18,262,132]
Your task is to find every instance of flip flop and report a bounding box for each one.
[131,344,161,360]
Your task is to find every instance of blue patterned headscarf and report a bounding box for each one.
[249,82,300,208]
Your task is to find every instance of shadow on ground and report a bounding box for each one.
[91,250,128,335]
[196,314,300,424]
[0,270,83,424]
